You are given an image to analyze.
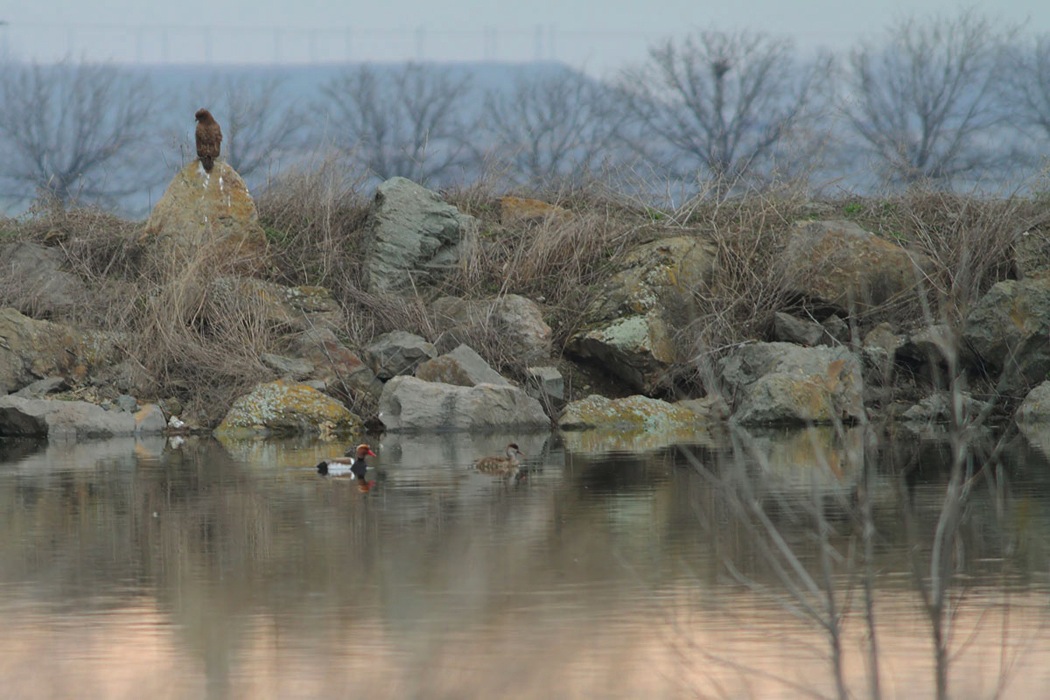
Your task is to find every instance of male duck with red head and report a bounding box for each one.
[316,443,377,480]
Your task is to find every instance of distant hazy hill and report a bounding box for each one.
[138,60,580,101]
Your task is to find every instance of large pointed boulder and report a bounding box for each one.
[362,177,477,294]
[143,160,268,273]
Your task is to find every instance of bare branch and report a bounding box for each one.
[843,10,1015,186]
[481,67,630,186]
[317,63,478,186]
[615,30,832,187]
[0,58,159,206]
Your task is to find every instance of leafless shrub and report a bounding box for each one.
[127,239,281,422]
[256,157,372,291]
[678,179,813,358]
[616,29,832,188]
[443,181,652,350]
[834,187,1045,324]
[316,63,478,186]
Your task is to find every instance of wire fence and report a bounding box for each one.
[0,22,684,72]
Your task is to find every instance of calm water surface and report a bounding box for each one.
[2,426,1050,699]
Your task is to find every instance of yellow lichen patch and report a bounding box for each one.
[559,394,708,432]
[215,379,362,437]
[498,196,572,225]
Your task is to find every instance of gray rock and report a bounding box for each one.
[12,376,68,399]
[115,394,139,413]
[0,396,167,439]
[772,312,825,346]
[897,324,957,367]
[963,278,1050,393]
[291,327,383,398]
[566,235,716,394]
[363,177,478,294]
[364,331,438,380]
[718,342,865,426]
[777,219,933,314]
[432,294,552,366]
[525,366,564,402]
[261,353,315,380]
[1,241,87,318]
[1016,381,1050,423]
[414,344,510,386]
[378,376,550,432]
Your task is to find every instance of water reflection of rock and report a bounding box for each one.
[727,425,865,496]
[561,422,726,455]
[4,432,1050,697]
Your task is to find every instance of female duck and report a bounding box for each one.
[317,443,376,479]
[474,443,525,478]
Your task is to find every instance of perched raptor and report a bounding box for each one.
[194,108,222,172]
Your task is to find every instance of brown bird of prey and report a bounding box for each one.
[194,108,222,172]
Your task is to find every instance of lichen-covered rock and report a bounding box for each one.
[362,177,477,294]
[901,391,990,425]
[567,235,715,394]
[143,160,268,274]
[962,278,1050,393]
[0,307,120,394]
[378,376,549,432]
[718,342,865,426]
[558,394,720,454]
[414,344,509,386]
[1013,228,1050,280]
[0,395,166,439]
[558,394,708,432]
[215,379,362,437]
[777,220,933,313]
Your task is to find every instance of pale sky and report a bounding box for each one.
[3,0,1049,75]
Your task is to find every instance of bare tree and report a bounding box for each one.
[196,75,305,183]
[615,30,831,186]
[481,67,629,186]
[1000,35,1050,157]
[317,63,477,186]
[0,58,159,206]
[843,10,1014,187]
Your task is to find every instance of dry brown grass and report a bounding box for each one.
[442,181,656,350]
[670,180,814,375]
[256,158,372,291]
[2,169,1042,422]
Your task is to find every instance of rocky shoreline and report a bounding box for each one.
[3,162,1050,443]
